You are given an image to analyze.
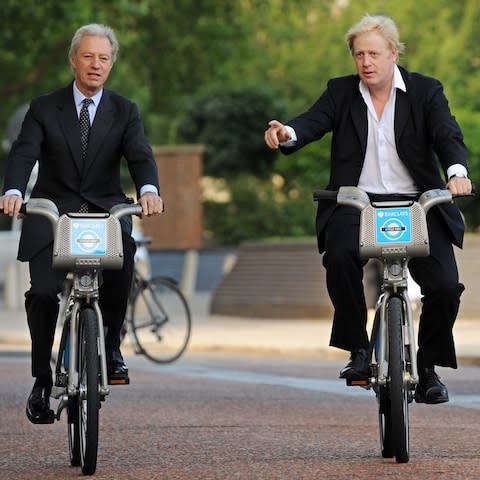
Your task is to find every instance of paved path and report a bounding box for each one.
[1,292,479,365]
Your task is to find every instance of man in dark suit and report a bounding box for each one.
[0,24,164,423]
[265,14,472,404]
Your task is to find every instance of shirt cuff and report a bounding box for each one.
[279,125,297,147]
[447,165,468,179]
[140,184,159,197]
[4,189,23,198]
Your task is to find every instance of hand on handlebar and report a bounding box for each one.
[446,176,473,197]
[0,194,25,218]
[139,192,165,217]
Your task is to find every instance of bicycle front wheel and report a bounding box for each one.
[378,385,394,458]
[373,306,394,459]
[131,277,192,363]
[387,296,409,464]
[67,396,81,466]
[78,307,100,475]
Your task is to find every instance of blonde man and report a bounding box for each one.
[265,14,471,404]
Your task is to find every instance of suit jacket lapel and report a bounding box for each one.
[57,85,84,173]
[350,87,368,156]
[83,90,114,173]
[394,67,412,147]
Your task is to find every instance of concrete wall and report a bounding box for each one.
[456,234,480,318]
[210,235,480,319]
[0,231,29,309]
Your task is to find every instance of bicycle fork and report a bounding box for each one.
[51,284,111,421]
[375,290,419,391]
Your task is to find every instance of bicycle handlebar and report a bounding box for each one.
[19,199,143,229]
[312,186,461,215]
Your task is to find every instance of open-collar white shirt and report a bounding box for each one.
[357,65,418,194]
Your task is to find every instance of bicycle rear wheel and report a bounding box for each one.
[387,296,409,463]
[131,277,191,363]
[78,307,100,475]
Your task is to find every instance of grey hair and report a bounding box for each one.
[69,24,119,63]
[345,14,405,55]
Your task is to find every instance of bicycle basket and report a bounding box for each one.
[52,213,124,270]
[359,201,430,259]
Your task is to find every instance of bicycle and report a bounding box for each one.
[313,186,454,463]
[58,237,192,366]
[23,198,142,475]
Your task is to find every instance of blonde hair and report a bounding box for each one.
[345,14,405,55]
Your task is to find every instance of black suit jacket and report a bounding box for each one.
[3,83,160,260]
[281,66,468,252]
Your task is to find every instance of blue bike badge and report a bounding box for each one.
[71,219,107,255]
[375,207,412,244]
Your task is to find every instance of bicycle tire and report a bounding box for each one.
[387,296,409,464]
[378,386,394,458]
[131,276,191,363]
[67,396,81,466]
[372,308,394,459]
[78,307,100,475]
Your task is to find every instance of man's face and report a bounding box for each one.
[352,30,397,91]
[70,35,113,96]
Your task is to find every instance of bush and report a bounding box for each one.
[203,175,316,245]
[176,85,286,178]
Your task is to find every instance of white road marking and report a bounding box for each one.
[132,360,480,409]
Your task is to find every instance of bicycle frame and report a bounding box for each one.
[373,273,418,389]
[334,186,452,382]
[22,199,142,405]
[313,186,454,463]
[58,273,110,398]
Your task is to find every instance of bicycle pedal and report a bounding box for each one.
[108,375,130,385]
[346,378,370,387]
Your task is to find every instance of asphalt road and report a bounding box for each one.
[2,351,480,479]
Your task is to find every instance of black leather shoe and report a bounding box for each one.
[26,383,55,424]
[415,367,449,404]
[107,348,129,384]
[339,348,370,380]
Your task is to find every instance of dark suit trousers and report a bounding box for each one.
[322,205,464,369]
[25,231,136,379]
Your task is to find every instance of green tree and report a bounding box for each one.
[1,0,479,238]
[177,85,286,178]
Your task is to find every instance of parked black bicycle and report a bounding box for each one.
[123,237,192,364]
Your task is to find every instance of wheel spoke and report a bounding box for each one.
[131,277,191,363]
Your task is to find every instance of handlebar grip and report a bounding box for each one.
[313,190,338,202]
[0,203,27,214]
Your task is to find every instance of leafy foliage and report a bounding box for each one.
[1,0,479,241]
[203,175,316,245]
[177,86,286,178]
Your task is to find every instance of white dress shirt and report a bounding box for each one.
[357,65,418,194]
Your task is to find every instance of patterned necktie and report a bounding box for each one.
[79,98,93,213]
[79,98,93,160]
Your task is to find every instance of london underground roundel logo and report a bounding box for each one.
[75,229,102,253]
[381,218,406,241]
